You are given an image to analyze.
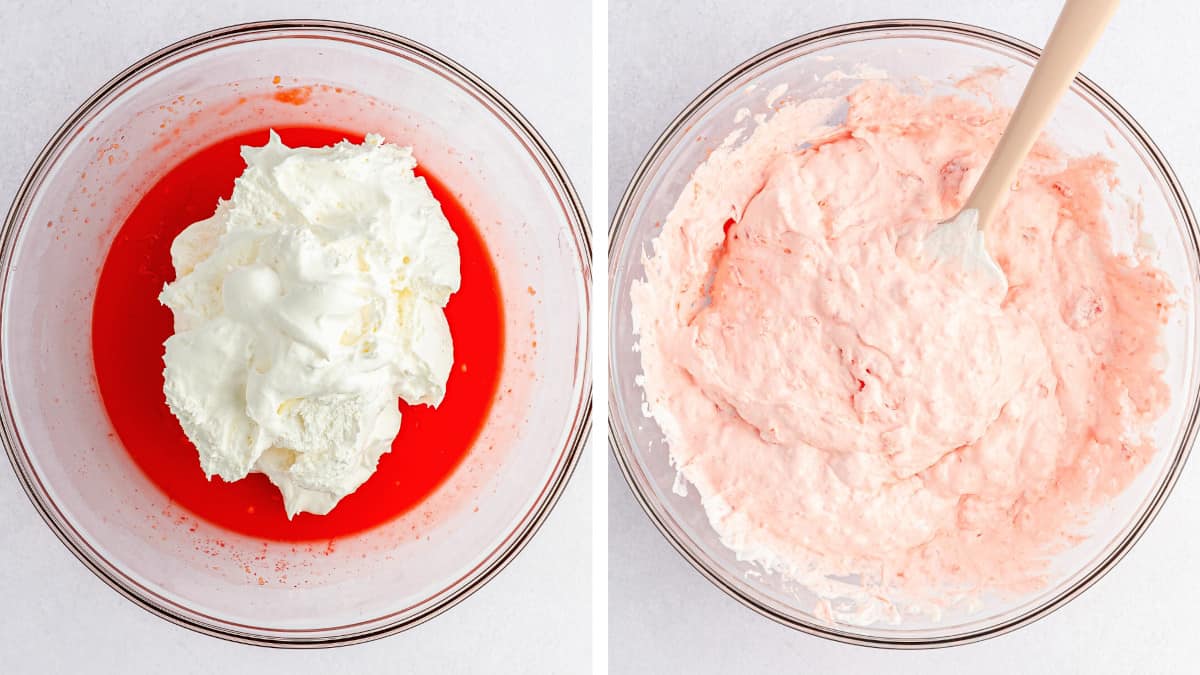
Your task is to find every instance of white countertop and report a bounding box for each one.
[609,1,1200,673]
[0,1,590,673]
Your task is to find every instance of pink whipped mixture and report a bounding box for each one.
[631,80,1173,619]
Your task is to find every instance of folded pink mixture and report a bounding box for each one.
[631,80,1172,618]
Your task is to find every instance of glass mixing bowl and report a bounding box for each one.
[609,19,1199,648]
[1,21,590,646]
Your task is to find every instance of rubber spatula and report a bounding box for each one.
[924,0,1120,295]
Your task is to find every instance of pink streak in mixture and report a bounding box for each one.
[631,80,1173,620]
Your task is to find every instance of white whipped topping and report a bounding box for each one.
[159,131,460,517]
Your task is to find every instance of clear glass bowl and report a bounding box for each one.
[609,19,1199,647]
[1,21,590,646]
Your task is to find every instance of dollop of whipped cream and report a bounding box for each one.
[631,79,1173,623]
[160,131,460,517]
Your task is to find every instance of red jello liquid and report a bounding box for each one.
[92,127,504,542]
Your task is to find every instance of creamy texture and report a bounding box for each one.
[632,81,1172,620]
[160,132,459,517]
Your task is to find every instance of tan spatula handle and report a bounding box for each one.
[965,0,1120,229]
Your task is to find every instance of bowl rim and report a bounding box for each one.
[608,17,1199,649]
[0,18,592,648]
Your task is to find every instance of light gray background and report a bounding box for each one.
[0,1,590,673]
[610,1,1200,674]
